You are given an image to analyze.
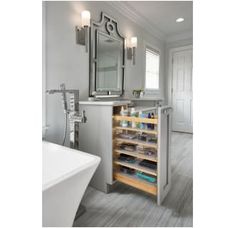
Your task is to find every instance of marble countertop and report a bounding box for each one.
[79,96,164,106]
[129,97,164,101]
[129,106,158,113]
[79,100,131,106]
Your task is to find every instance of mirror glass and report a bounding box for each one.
[96,32,122,91]
[89,12,125,97]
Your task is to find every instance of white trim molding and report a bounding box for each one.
[106,1,165,41]
[106,1,192,44]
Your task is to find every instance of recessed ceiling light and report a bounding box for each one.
[176,18,184,23]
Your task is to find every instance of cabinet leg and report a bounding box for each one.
[105,184,113,193]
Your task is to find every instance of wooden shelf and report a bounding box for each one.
[113,115,158,125]
[114,126,157,135]
[114,172,157,196]
[115,138,157,149]
[114,149,157,162]
[114,160,157,176]
[112,106,159,197]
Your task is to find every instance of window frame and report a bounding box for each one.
[144,43,161,95]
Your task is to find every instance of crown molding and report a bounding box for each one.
[166,29,193,43]
[106,1,165,41]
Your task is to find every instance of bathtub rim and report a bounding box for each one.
[42,141,101,191]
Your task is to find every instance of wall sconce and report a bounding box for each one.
[75,10,91,52]
[127,37,137,65]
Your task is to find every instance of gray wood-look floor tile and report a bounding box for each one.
[73,132,193,227]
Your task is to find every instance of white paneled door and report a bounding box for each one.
[171,48,193,133]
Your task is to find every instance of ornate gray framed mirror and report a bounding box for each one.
[89,12,125,98]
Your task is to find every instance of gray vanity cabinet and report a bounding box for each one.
[79,103,116,193]
[79,102,172,205]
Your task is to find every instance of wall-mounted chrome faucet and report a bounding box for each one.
[47,83,87,149]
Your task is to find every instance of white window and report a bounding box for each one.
[145,47,160,90]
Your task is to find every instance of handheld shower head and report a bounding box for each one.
[60,83,68,113]
[46,90,56,94]
[46,84,68,113]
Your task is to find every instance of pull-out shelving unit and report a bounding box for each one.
[112,105,172,205]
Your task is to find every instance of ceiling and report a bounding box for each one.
[108,1,193,41]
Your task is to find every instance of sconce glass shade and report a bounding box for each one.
[131,37,137,48]
[81,10,91,27]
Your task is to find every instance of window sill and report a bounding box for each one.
[144,89,160,96]
[130,97,164,101]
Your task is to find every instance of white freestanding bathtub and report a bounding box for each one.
[42,141,100,227]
